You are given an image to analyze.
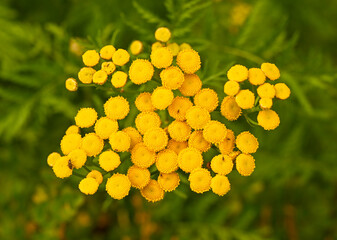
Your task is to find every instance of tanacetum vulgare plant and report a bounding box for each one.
[47,27,290,202]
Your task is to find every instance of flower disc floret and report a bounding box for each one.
[150,47,173,69]
[81,133,104,157]
[185,106,211,130]
[274,83,290,100]
[227,64,248,82]
[248,68,266,85]
[131,143,156,168]
[82,50,100,67]
[112,49,130,66]
[135,92,156,112]
[155,27,171,42]
[220,96,242,121]
[211,175,230,196]
[143,127,168,152]
[168,120,191,142]
[211,154,233,175]
[257,109,280,130]
[188,168,212,194]
[78,67,96,84]
[60,133,82,155]
[177,147,203,173]
[106,174,131,200]
[224,80,240,96]
[99,150,121,172]
[179,74,202,96]
[203,120,227,144]
[94,117,118,140]
[261,63,280,80]
[75,108,98,128]
[68,149,87,169]
[109,131,131,152]
[104,96,130,120]
[135,111,161,135]
[129,59,154,85]
[236,154,255,176]
[235,89,255,109]
[111,71,128,88]
[79,177,99,195]
[151,87,174,110]
[141,180,164,202]
[168,97,193,121]
[156,149,178,173]
[188,130,211,152]
[127,165,151,189]
[158,172,180,192]
[194,88,219,112]
[100,45,116,60]
[160,66,185,90]
[176,49,201,74]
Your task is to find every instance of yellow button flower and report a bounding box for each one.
[211,175,230,196]
[180,43,192,50]
[127,165,151,189]
[93,70,108,85]
[178,147,203,173]
[203,120,227,144]
[261,63,280,80]
[65,78,78,91]
[168,96,193,121]
[141,180,164,202]
[179,74,202,96]
[160,66,185,90]
[52,156,73,178]
[185,106,211,130]
[248,68,266,85]
[257,83,276,98]
[78,67,96,84]
[60,133,82,155]
[122,127,142,149]
[156,149,178,173]
[227,64,248,82]
[112,49,130,66]
[65,125,80,135]
[217,129,235,155]
[257,109,280,130]
[188,168,212,194]
[211,154,233,175]
[47,152,61,167]
[167,42,180,56]
[224,80,240,96]
[194,88,219,112]
[259,98,273,109]
[167,139,188,155]
[236,153,255,176]
[109,131,131,152]
[236,131,259,154]
[100,45,116,60]
[274,83,290,100]
[155,27,171,42]
[150,47,173,69]
[104,96,130,120]
[111,71,128,88]
[143,127,168,152]
[220,96,242,121]
[87,170,103,184]
[79,177,99,195]
[131,143,156,168]
[81,133,104,157]
[130,40,143,55]
[94,117,119,140]
[158,172,180,192]
[176,49,201,74]
[101,61,116,75]
[129,59,154,85]
[68,149,87,169]
[151,86,174,110]
[168,120,191,142]
[188,130,211,152]
[151,41,163,51]
[106,174,131,200]
[235,89,255,109]
[135,92,156,112]
[99,150,120,172]
[135,111,161,135]
[82,50,100,67]
[75,108,98,128]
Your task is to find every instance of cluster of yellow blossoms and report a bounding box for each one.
[48,27,290,202]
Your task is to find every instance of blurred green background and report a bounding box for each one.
[1,0,337,239]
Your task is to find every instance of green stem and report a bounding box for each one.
[83,166,91,172]
[73,172,85,178]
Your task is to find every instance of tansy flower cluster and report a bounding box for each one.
[49,27,290,202]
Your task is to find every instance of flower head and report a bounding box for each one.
[122,127,142,149]
[104,96,130,120]
[227,64,248,82]
[99,150,120,171]
[130,40,143,55]
[47,152,61,167]
[274,83,290,100]
[65,78,78,91]
[81,133,104,157]
[178,147,203,173]
[211,154,233,175]
[179,74,202,96]
[79,177,99,195]
[101,61,116,75]
[236,131,259,154]
[168,96,193,121]
[78,67,96,84]
[194,88,219,112]
[53,156,73,178]
[217,129,235,155]
[112,49,130,66]
[106,174,131,200]
[111,71,128,88]
[94,117,119,140]
[60,133,82,155]
[257,109,280,130]
[150,47,173,69]
[211,175,230,196]
[167,139,188,155]
[143,127,168,152]
[68,149,87,169]
[75,108,98,128]
[109,131,131,152]
[236,153,255,176]
[177,49,201,74]
[158,172,180,192]
[235,89,255,109]
[261,63,280,80]
[188,168,212,193]
[188,130,211,152]
[129,59,154,85]
[203,120,227,144]
[135,92,156,112]
[93,70,108,85]
[168,120,191,142]
[135,111,161,135]
[160,66,185,90]
[151,86,174,110]
[220,96,242,121]
[100,45,116,60]
[131,143,156,168]
[127,165,151,189]
[224,80,240,96]
[185,106,211,130]
[257,83,276,98]
[248,68,266,85]
[87,170,103,184]
[156,149,178,173]
[155,27,171,42]
[141,180,164,202]
[82,50,100,67]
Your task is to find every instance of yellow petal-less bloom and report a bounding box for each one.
[194,88,219,112]
[151,87,174,110]
[257,109,280,130]
[111,71,128,88]
[130,40,143,55]
[99,150,120,172]
[143,127,168,152]
[82,50,100,67]
[168,120,191,142]
[158,172,180,192]
[104,96,130,120]
[65,125,79,135]
[167,42,180,56]
[257,83,276,99]
[178,147,203,173]
[53,156,73,178]
[122,127,142,149]
[129,59,154,85]
[261,63,280,80]
[78,67,96,84]
[179,74,202,96]
[235,89,255,109]
[106,173,131,200]
[127,165,151,189]
[47,152,61,167]
[160,66,185,90]
[150,47,173,69]
[135,111,161,135]
[100,45,116,60]
[259,98,273,109]
[81,133,104,157]
[65,78,78,91]
[87,170,103,184]
[101,61,116,75]
[236,131,259,154]
[220,96,242,121]
[112,49,130,66]
[188,168,212,194]
[176,49,201,74]
[167,139,188,155]
[217,129,235,155]
[185,106,211,130]
[60,133,82,155]
[236,153,255,176]
[274,83,291,100]
[131,143,156,168]
[168,97,193,121]
[203,120,227,144]
[227,64,248,82]
[109,131,131,152]
[155,27,171,42]
[94,117,119,140]
[156,149,178,173]
[93,70,108,85]
[211,175,230,196]
[188,130,211,152]
[151,41,163,51]
[224,80,240,96]
[68,149,87,169]
[179,43,192,50]
[79,177,99,195]
[211,154,233,175]
[75,108,98,128]
[141,180,165,202]
[135,92,156,112]
[248,68,266,85]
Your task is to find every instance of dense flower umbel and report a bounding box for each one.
[48,27,290,202]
